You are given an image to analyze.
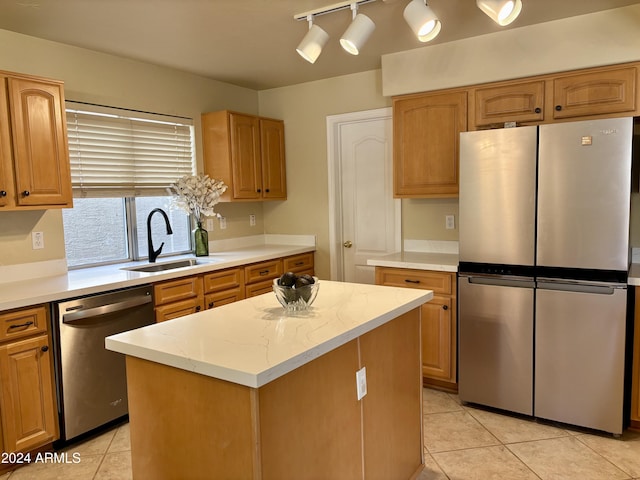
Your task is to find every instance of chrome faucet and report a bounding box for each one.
[147,208,173,263]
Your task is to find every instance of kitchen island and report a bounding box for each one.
[106,280,432,480]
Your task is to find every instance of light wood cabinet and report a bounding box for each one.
[153,276,204,322]
[550,66,637,120]
[0,72,72,210]
[376,267,457,391]
[202,110,287,201]
[631,287,640,431]
[393,90,466,198]
[244,258,283,298]
[283,252,315,276]
[472,80,545,128]
[0,305,58,453]
[203,267,245,309]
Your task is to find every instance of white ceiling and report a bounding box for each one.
[0,0,639,90]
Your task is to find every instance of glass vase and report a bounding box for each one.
[193,221,209,257]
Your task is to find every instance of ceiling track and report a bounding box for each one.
[293,0,377,21]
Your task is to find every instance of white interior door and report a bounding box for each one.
[328,109,400,284]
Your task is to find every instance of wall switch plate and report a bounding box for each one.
[249,214,256,227]
[32,231,44,249]
[445,215,455,230]
[356,367,367,400]
[206,218,214,231]
[219,217,227,230]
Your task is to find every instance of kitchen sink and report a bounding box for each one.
[122,258,217,273]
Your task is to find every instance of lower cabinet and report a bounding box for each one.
[153,252,315,320]
[0,305,58,454]
[375,267,457,391]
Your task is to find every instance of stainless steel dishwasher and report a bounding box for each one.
[52,284,154,442]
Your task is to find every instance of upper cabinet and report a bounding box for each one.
[551,66,637,119]
[201,110,286,201]
[0,72,72,210]
[469,63,639,130]
[393,91,467,198]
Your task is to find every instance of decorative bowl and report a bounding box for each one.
[273,276,319,311]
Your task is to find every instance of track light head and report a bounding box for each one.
[403,0,441,43]
[476,0,523,26]
[340,4,376,55]
[296,16,329,64]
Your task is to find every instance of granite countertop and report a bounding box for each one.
[0,239,315,311]
[106,280,433,388]
[366,251,459,272]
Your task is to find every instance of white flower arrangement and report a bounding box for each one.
[168,174,227,224]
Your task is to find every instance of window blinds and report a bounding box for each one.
[65,102,195,197]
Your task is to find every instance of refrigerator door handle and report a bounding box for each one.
[465,276,535,289]
[536,280,619,295]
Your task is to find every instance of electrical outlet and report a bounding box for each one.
[206,218,214,231]
[219,216,227,230]
[32,231,44,250]
[445,215,455,230]
[356,367,367,400]
[249,214,256,227]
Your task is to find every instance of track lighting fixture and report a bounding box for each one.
[476,0,523,26]
[340,3,376,55]
[296,15,329,64]
[403,0,441,43]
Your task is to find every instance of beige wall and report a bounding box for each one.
[0,28,262,267]
[258,71,391,279]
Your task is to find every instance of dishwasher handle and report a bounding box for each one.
[62,295,153,324]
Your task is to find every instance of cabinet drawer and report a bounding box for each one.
[155,298,204,323]
[246,280,275,298]
[375,267,452,295]
[244,259,283,285]
[205,288,245,309]
[154,276,203,306]
[203,268,244,294]
[0,305,48,342]
[283,253,314,273]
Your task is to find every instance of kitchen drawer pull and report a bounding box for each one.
[294,261,304,266]
[41,345,49,353]
[259,269,270,276]
[8,321,34,329]
[404,279,420,284]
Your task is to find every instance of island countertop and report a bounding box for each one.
[106,280,433,388]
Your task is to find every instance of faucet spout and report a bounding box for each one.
[147,208,173,263]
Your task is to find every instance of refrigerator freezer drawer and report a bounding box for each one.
[535,285,627,434]
[458,276,534,415]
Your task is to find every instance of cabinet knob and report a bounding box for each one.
[208,302,214,309]
[257,188,261,193]
[0,190,6,197]
[534,107,542,114]
[41,345,49,352]
[555,105,562,111]
[442,305,448,310]
[195,306,201,312]
[22,190,30,197]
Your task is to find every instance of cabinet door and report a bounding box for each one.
[230,113,262,200]
[154,276,203,306]
[393,91,466,198]
[421,295,454,382]
[8,77,72,207]
[205,288,244,309]
[0,77,13,208]
[259,118,287,200]
[474,81,545,127]
[552,66,637,119]
[244,259,283,285]
[283,252,314,274]
[203,268,243,294]
[0,334,58,452]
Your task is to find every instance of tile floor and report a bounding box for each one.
[3,387,640,479]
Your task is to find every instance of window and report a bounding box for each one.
[62,103,196,268]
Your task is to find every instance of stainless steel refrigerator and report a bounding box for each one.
[458,117,632,434]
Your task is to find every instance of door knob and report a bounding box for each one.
[343,240,353,248]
